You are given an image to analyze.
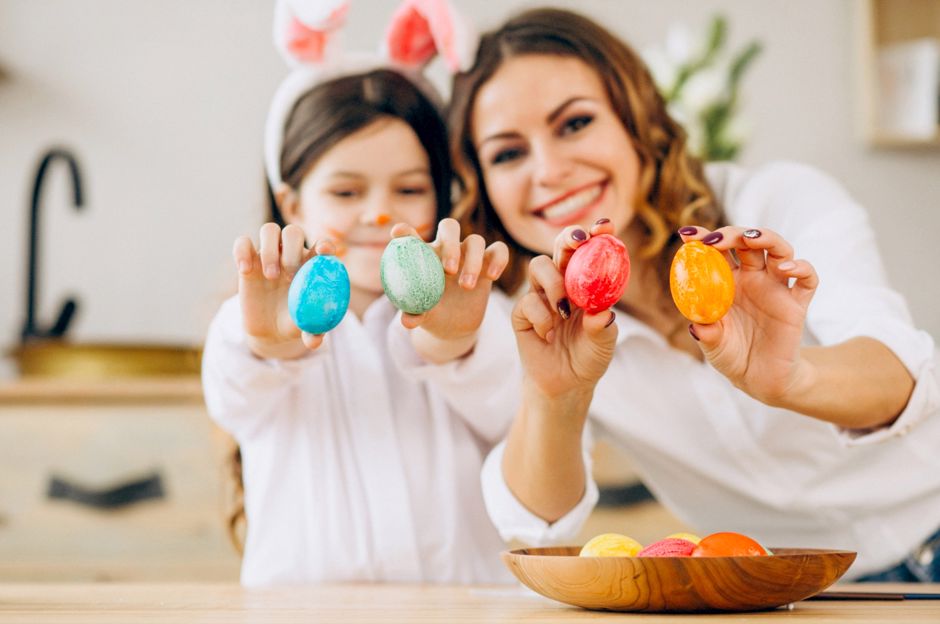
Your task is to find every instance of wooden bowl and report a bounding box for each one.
[502,546,856,613]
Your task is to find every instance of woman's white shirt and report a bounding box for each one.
[202,294,515,587]
[475,161,940,579]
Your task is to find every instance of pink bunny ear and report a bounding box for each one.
[384,0,474,72]
[274,0,349,66]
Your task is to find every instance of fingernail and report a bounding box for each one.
[460,273,477,288]
[264,264,280,279]
[778,260,796,271]
[572,229,588,242]
[701,232,723,245]
[678,226,698,236]
[594,218,610,226]
[487,265,502,280]
[605,311,616,328]
[743,229,762,239]
[445,258,458,273]
[545,329,555,343]
[557,298,571,320]
[689,324,700,341]
[238,260,250,273]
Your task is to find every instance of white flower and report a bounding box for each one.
[642,47,679,94]
[664,23,699,66]
[677,65,726,115]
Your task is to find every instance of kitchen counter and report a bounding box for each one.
[0,376,204,404]
[0,583,937,622]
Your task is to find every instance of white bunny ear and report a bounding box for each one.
[273,0,350,67]
[383,0,475,73]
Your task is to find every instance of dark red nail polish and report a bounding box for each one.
[557,298,571,320]
[702,232,723,245]
[605,311,616,328]
[572,229,588,242]
[594,218,610,226]
[678,226,698,236]
[688,324,700,341]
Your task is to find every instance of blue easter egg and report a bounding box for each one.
[287,255,350,334]
[380,237,445,315]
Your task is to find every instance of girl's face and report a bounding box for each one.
[472,54,641,255]
[291,117,436,294]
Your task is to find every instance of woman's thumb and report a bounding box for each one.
[582,309,618,348]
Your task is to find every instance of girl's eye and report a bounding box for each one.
[491,147,524,165]
[397,186,429,196]
[330,189,360,199]
[561,115,593,135]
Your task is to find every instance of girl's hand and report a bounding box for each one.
[678,226,819,405]
[513,221,619,398]
[233,223,336,359]
[393,219,509,360]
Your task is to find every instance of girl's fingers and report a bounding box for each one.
[280,224,306,275]
[481,241,510,282]
[390,222,418,239]
[301,332,324,351]
[436,218,462,275]
[400,312,426,330]
[258,223,282,280]
[528,255,569,321]
[513,291,556,342]
[552,225,591,273]
[458,234,486,289]
[233,236,258,276]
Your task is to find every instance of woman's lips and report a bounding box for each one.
[533,181,607,227]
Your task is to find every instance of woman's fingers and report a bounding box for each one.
[258,223,282,280]
[528,255,570,321]
[552,225,591,273]
[680,225,798,280]
[513,291,556,342]
[779,258,819,307]
[589,217,615,237]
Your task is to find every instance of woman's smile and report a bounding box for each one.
[532,180,608,226]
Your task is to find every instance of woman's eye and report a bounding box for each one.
[561,115,593,135]
[492,147,524,165]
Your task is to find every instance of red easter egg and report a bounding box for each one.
[564,234,631,314]
[637,537,697,557]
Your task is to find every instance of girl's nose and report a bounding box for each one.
[359,212,391,227]
[533,142,574,188]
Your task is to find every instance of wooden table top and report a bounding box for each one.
[0,583,937,623]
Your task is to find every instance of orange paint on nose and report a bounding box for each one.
[375,214,392,226]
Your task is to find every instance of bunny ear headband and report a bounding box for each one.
[264,0,476,190]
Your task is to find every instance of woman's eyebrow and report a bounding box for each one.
[478,96,595,147]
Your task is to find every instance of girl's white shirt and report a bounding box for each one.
[398,161,940,580]
[202,292,518,587]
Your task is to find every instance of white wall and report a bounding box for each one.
[1,0,938,359]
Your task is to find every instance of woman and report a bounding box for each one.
[447,8,940,581]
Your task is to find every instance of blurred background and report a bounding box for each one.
[0,0,937,581]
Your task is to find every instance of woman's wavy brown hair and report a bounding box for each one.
[448,8,725,295]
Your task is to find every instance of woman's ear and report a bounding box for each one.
[275,183,303,224]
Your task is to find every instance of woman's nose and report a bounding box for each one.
[532,142,574,187]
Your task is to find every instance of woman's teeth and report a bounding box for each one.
[541,184,602,221]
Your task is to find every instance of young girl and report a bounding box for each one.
[202,3,514,586]
[446,8,940,581]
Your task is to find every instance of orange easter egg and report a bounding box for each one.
[669,241,735,324]
[691,532,769,557]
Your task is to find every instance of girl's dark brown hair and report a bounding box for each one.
[231,67,452,553]
[448,8,724,294]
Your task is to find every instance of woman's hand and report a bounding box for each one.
[678,226,819,405]
[513,221,619,399]
[394,218,509,363]
[233,223,336,359]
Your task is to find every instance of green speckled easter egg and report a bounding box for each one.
[380,236,445,315]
